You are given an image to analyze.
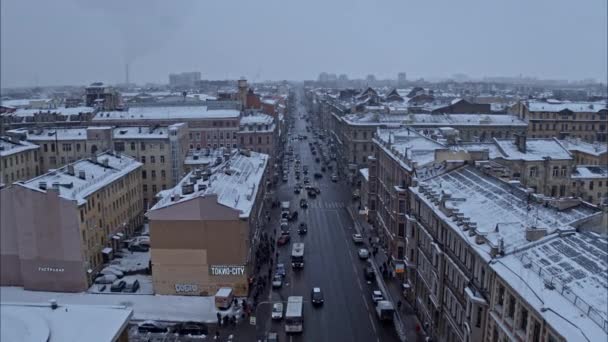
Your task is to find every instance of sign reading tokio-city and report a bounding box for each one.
[210,265,245,276]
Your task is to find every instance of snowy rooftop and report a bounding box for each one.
[375,127,446,167]
[492,232,608,341]
[8,127,89,141]
[572,165,608,179]
[453,142,503,159]
[0,137,39,157]
[558,138,608,156]
[240,113,274,126]
[342,113,527,127]
[412,166,599,259]
[10,107,95,117]
[359,168,369,181]
[113,123,185,140]
[527,100,608,113]
[94,106,240,121]
[0,302,132,342]
[184,148,231,166]
[494,138,572,161]
[20,152,141,205]
[1,98,51,108]
[151,149,268,218]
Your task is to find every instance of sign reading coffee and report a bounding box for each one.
[210,265,245,276]
[175,284,198,293]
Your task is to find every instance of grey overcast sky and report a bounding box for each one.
[1,0,606,87]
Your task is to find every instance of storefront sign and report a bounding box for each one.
[175,284,198,293]
[38,267,65,273]
[395,263,405,274]
[210,265,246,276]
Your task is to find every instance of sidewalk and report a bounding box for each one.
[347,205,426,342]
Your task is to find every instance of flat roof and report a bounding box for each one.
[0,137,39,157]
[151,149,268,218]
[94,106,240,121]
[571,165,608,179]
[558,138,607,156]
[527,100,607,113]
[113,123,185,140]
[20,152,141,205]
[375,127,446,167]
[494,138,572,161]
[342,113,527,127]
[0,302,132,342]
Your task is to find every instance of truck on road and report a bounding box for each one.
[375,300,395,321]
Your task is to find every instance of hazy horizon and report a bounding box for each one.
[2,0,606,88]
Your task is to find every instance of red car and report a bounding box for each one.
[277,235,290,246]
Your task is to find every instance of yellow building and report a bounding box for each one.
[0,136,40,186]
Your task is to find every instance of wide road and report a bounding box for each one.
[256,91,400,342]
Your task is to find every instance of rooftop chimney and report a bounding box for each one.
[78,170,86,180]
[67,164,75,176]
[49,299,58,310]
[514,133,527,153]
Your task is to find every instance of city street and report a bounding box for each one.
[251,94,400,342]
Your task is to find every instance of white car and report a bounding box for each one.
[352,234,364,244]
[94,274,117,284]
[271,303,284,320]
[371,290,384,303]
[358,248,370,259]
[100,267,124,279]
[331,174,338,182]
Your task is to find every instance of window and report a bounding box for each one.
[43,144,48,152]
[560,166,567,177]
[152,184,157,193]
[143,184,148,192]
[161,170,166,179]
[528,167,537,177]
[150,156,156,163]
[151,170,156,179]
[507,295,515,319]
[76,143,81,152]
[160,156,165,163]
[130,142,136,150]
[590,181,594,190]
[258,136,262,144]
[497,285,505,306]
[552,166,559,177]
[519,307,528,331]
[51,144,55,152]
[142,170,147,179]
[141,156,146,163]
[398,223,405,237]
[161,184,167,190]
[140,142,146,150]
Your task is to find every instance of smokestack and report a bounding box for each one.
[125,63,130,85]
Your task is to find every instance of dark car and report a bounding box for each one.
[364,267,375,281]
[315,157,320,163]
[124,279,140,293]
[300,198,308,208]
[321,166,326,172]
[311,287,324,306]
[307,189,317,198]
[298,222,308,235]
[294,186,301,194]
[277,234,291,246]
[110,280,126,292]
[138,321,168,334]
[129,243,149,252]
[174,322,208,336]
[314,172,322,179]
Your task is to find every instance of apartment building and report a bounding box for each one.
[112,124,190,209]
[558,137,608,165]
[0,152,143,292]
[7,124,190,210]
[0,136,40,186]
[238,113,277,155]
[571,165,608,205]
[147,149,269,297]
[405,165,603,342]
[183,148,230,173]
[511,100,608,142]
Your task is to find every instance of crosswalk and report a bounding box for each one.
[305,201,346,209]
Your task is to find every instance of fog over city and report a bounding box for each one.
[1,0,606,87]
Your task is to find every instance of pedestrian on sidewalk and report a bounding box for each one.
[397,300,402,311]
[217,312,222,326]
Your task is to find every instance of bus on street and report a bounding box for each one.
[285,296,304,333]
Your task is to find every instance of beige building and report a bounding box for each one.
[558,137,608,166]
[405,165,603,342]
[238,113,277,156]
[571,165,608,205]
[147,149,269,297]
[7,123,190,210]
[511,100,608,142]
[0,136,40,186]
[0,152,143,292]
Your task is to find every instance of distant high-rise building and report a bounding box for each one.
[169,72,202,88]
[397,72,407,86]
[318,72,329,83]
[366,74,376,85]
[338,74,348,81]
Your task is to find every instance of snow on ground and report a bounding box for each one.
[1,287,217,323]
[88,274,154,295]
[110,248,150,273]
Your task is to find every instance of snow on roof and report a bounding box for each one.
[492,232,608,341]
[20,152,141,205]
[261,98,278,106]
[558,138,608,156]
[0,137,39,157]
[1,99,49,108]
[184,148,229,166]
[454,142,503,159]
[240,113,274,126]
[94,106,240,121]
[375,127,446,167]
[412,166,599,259]
[527,100,608,113]
[11,107,94,117]
[113,123,185,140]
[494,138,572,161]
[571,165,608,179]
[9,127,89,141]
[342,113,527,127]
[359,168,369,181]
[151,149,268,218]
[0,302,132,342]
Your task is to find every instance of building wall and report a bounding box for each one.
[573,176,608,205]
[0,144,40,185]
[494,158,574,197]
[149,197,250,296]
[187,118,240,150]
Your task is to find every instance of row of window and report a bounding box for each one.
[2,165,38,184]
[2,150,36,168]
[141,169,166,180]
[531,122,606,132]
[140,155,165,164]
[529,111,606,120]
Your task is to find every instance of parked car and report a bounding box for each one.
[271,303,284,320]
[138,320,168,334]
[174,322,208,336]
[294,186,301,194]
[358,248,370,260]
[272,275,283,288]
[95,274,118,284]
[372,290,384,303]
[364,266,375,281]
[300,198,308,208]
[352,233,364,244]
[321,166,326,172]
[276,264,287,277]
[278,235,290,246]
[288,211,299,221]
[331,174,338,182]
[110,280,126,292]
[311,287,324,306]
[307,189,317,198]
[314,172,322,178]
[124,279,140,293]
[100,267,124,279]
[129,243,149,252]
